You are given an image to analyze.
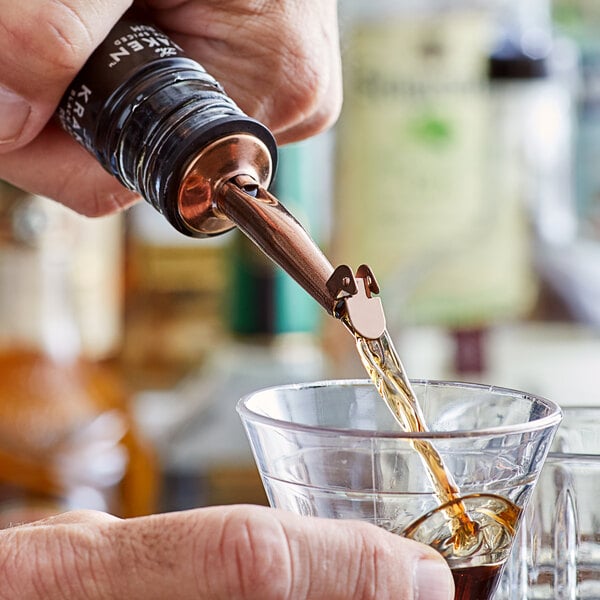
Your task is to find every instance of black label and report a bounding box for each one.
[57,21,186,154]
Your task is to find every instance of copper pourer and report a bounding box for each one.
[215,177,386,340]
[327,264,386,339]
[217,175,336,312]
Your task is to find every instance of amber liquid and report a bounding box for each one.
[0,349,157,525]
[353,328,478,549]
[451,563,504,600]
[350,326,520,599]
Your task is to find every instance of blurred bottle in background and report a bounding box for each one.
[132,137,332,511]
[489,0,578,248]
[467,0,577,375]
[335,0,493,376]
[333,0,579,380]
[534,0,600,327]
[121,201,231,391]
[0,183,156,526]
[335,0,492,324]
[553,0,600,240]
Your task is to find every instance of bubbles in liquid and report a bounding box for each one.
[402,493,520,566]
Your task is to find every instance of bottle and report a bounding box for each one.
[0,184,156,525]
[489,0,578,247]
[334,1,497,328]
[539,0,600,326]
[58,18,344,323]
[57,19,277,238]
[558,1,600,240]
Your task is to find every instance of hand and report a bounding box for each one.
[0,0,342,216]
[0,505,454,599]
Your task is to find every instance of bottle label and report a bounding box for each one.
[57,21,187,153]
[334,11,536,325]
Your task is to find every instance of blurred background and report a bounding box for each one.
[1,0,599,519]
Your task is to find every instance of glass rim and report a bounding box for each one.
[236,378,563,440]
[546,451,600,462]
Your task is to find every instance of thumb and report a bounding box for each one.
[0,0,131,148]
[0,506,455,600]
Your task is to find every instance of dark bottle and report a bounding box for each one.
[57,20,278,238]
[58,20,340,320]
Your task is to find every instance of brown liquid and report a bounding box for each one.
[353,328,478,550]
[0,349,157,524]
[351,325,521,600]
[452,563,504,600]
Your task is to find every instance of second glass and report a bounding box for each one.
[237,379,562,600]
[499,407,600,599]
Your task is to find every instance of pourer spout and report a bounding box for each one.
[217,176,338,315]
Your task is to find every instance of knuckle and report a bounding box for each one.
[356,529,385,599]
[313,93,343,133]
[36,3,94,74]
[282,50,327,115]
[0,522,107,599]
[2,2,94,80]
[0,531,28,599]
[50,519,112,598]
[216,507,293,600]
[261,31,341,135]
[353,523,403,599]
[72,187,139,218]
[54,160,140,217]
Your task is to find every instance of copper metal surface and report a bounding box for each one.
[217,177,337,314]
[177,134,273,235]
[327,265,386,339]
[177,136,385,334]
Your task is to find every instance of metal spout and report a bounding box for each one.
[217,176,338,314]
[327,264,386,339]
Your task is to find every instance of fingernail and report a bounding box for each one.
[414,558,455,600]
[0,85,30,143]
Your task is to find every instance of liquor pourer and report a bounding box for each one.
[326,264,386,340]
[215,175,386,340]
[55,16,386,339]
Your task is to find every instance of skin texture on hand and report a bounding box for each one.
[0,0,342,216]
[0,506,454,600]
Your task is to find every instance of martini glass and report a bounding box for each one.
[238,379,562,600]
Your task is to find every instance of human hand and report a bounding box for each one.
[0,1,342,216]
[0,505,454,599]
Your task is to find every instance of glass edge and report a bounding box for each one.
[546,451,600,462]
[235,378,563,440]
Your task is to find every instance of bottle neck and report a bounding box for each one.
[57,20,277,238]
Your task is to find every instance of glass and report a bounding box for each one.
[237,379,562,600]
[499,407,600,599]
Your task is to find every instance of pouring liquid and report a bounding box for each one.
[353,328,478,550]
[350,326,519,599]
